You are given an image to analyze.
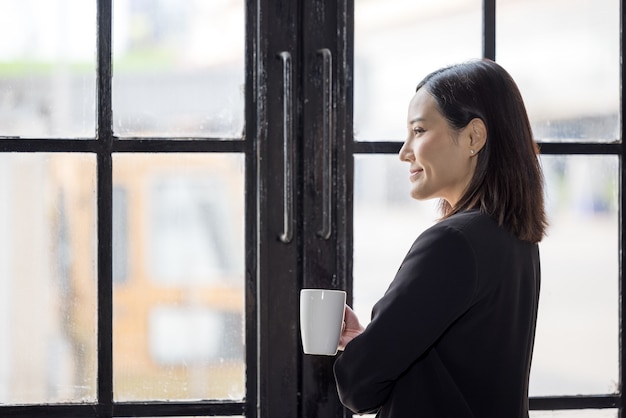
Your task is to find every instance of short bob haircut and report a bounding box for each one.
[416,59,547,243]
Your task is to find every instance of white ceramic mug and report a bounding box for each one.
[300,289,346,355]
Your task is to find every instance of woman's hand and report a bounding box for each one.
[338,304,365,351]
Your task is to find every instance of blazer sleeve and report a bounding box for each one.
[334,224,479,414]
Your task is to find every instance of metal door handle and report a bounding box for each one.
[317,48,333,239]
[278,51,294,243]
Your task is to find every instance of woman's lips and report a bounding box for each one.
[409,168,423,180]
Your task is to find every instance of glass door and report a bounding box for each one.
[0,0,352,416]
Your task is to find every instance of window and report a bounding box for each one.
[352,0,623,416]
[0,0,623,417]
[0,0,249,416]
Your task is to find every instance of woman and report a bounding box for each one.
[334,59,547,417]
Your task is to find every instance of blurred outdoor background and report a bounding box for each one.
[0,0,620,416]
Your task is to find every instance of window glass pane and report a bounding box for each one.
[112,0,245,139]
[352,155,438,323]
[531,155,618,396]
[497,0,619,142]
[0,153,97,404]
[113,153,245,401]
[353,155,436,418]
[0,0,97,138]
[354,0,482,141]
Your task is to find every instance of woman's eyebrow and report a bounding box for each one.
[409,116,425,124]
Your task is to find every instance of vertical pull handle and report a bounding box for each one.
[278,51,294,243]
[317,48,333,240]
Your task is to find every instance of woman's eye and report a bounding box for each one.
[413,127,425,135]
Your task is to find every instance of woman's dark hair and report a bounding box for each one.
[416,59,547,243]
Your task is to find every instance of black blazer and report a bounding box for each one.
[334,210,540,417]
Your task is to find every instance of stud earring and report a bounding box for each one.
[470,149,475,155]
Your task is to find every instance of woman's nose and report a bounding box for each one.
[398,140,412,162]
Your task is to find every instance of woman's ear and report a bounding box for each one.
[468,118,487,156]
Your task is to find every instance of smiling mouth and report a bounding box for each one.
[409,169,423,179]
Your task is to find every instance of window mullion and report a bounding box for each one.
[482,0,496,60]
[617,0,626,418]
[96,0,113,413]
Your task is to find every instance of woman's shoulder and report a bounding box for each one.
[409,211,485,256]
[416,210,519,254]
[427,210,497,236]
[423,210,534,255]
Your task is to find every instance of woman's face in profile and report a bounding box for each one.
[399,88,476,206]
